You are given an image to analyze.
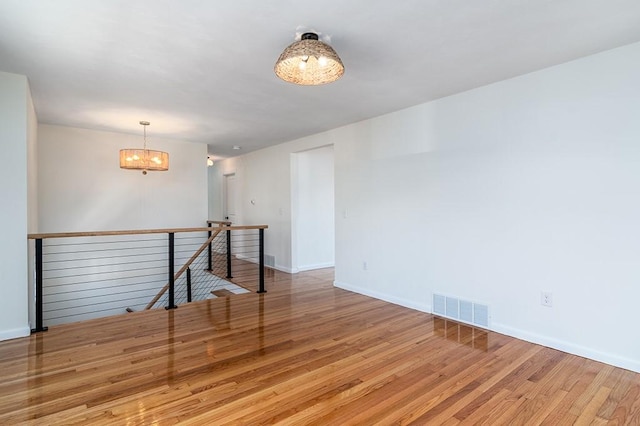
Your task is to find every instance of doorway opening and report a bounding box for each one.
[291,145,335,272]
[223,173,236,223]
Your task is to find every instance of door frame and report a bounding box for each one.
[222,173,236,221]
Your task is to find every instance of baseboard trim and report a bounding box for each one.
[333,281,640,374]
[297,262,335,272]
[273,264,295,274]
[272,264,335,274]
[491,323,640,374]
[234,254,293,274]
[334,281,431,314]
[0,326,31,341]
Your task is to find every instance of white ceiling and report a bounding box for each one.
[2,0,640,158]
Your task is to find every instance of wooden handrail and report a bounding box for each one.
[29,221,268,323]
[144,228,223,310]
[27,225,268,240]
[207,220,232,226]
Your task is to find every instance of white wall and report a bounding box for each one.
[292,145,335,271]
[220,41,640,372]
[35,125,209,325]
[218,134,332,272]
[26,80,38,329]
[337,42,640,372]
[0,71,34,340]
[208,162,224,220]
[38,124,208,232]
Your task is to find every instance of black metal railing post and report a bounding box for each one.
[186,267,192,303]
[207,222,212,272]
[258,228,266,293]
[166,233,177,310]
[31,239,48,333]
[226,228,233,279]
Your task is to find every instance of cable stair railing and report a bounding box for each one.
[143,226,252,310]
[27,221,267,331]
[143,228,222,310]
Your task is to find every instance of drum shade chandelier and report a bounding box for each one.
[119,121,169,175]
[274,32,344,85]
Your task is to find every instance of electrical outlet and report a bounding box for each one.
[541,291,553,307]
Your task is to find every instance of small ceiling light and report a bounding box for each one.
[119,121,169,175]
[274,32,344,85]
[233,145,241,150]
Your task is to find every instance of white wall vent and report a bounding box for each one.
[473,303,489,328]
[264,254,275,268]
[459,300,473,323]
[432,293,490,329]
[433,294,446,316]
[446,297,459,319]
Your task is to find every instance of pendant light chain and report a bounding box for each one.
[141,120,150,150]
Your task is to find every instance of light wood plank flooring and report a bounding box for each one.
[0,268,638,424]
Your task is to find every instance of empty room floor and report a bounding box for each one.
[0,268,638,424]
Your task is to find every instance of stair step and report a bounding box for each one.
[211,289,235,298]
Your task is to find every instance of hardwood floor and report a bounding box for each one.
[1,268,638,424]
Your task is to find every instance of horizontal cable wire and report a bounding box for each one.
[42,236,166,247]
[39,228,263,325]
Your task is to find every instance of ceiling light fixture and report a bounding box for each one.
[274,32,344,85]
[119,121,169,175]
